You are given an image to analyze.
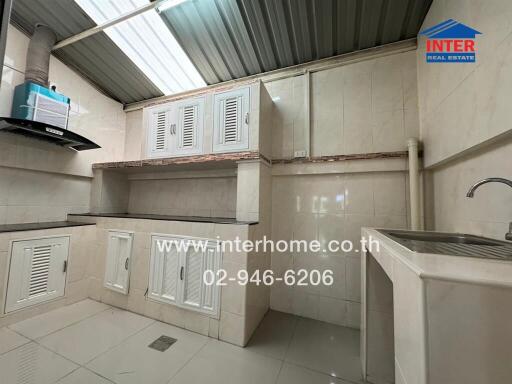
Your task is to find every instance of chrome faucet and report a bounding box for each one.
[466,177,512,241]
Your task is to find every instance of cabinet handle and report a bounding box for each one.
[245,112,249,125]
[180,266,184,280]
[170,123,176,135]
[125,258,129,270]
[63,260,67,273]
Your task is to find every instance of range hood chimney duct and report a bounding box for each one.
[25,24,56,87]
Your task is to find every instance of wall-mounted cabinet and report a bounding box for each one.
[213,87,250,153]
[5,236,69,313]
[143,81,273,160]
[146,97,205,158]
[148,234,221,317]
[147,104,172,157]
[104,231,133,294]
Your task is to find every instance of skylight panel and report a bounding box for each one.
[75,0,206,96]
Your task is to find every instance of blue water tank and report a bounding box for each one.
[11,81,71,129]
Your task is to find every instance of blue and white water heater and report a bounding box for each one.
[11,81,71,130]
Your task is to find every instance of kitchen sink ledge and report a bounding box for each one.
[363,227,512,287]
[361,227,512,384]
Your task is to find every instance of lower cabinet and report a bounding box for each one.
[148,235,221,318]
[104,231,133,294]
[5,236,70,313]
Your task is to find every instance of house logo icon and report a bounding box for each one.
[420,19,482,63]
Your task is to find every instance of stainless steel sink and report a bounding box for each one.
[378,229,512,260]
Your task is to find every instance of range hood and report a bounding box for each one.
[0,25,100,151]
[0,117,100,151]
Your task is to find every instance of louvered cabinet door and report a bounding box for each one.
[147,105,172,157]
[181,241,221,317]
[213,87,250,153]
[173,98,204,156]
[200,245,221,315]
[148,236,180,304]
[104,231,133,295]
[5,236,69,313]
[148,235,221,318]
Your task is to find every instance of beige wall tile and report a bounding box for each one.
[219,310,246,346]
[0,25,125,223]
[425,139,512,239]
[270,170,408,327]
[128,177,237,218]
[317,296,347,326]
[267,49,417,159]
[418,0,512,167]
[345,174,374,215]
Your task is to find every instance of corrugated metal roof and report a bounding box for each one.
[9,0,431,103]
[10,0,164,104]
[160,0,432,84]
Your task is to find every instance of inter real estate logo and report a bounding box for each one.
[420,19,481,63]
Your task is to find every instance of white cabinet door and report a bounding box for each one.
[181,244,220,315]
[147,105,172,157]
[148,235,221,317]
[104,231,133,295]
[181,248,203,309]
[213,87,250,153]
[148,235,181,304]
[146,98,205,158]
[173,97,204,156]
[5,236,69,313]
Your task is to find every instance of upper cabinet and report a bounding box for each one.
[213,87,250,153]
[148,105,172,157]
[174,98,204,156]
[144,81,273,160]
[146,97,205,158]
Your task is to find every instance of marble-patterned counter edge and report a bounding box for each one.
[0,221,96,233]
[273,151,411,164]
[92,151,265,170]
[69,213,257,225]
[362,227,512,287]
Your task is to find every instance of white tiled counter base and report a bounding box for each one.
[78,215,257,346]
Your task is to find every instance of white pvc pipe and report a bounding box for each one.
[408,138,421,230]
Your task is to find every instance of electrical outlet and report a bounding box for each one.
[294,150,307,158]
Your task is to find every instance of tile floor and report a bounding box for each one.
[0,299,363,384]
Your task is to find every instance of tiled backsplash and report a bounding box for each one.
[425,139,512,240]
[270,172,408,327]
[0,25,125,224]
[418,1,512,239]
[128,177,237,218]
[0,167,90,225]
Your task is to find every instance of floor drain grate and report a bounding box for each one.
[148,335,177,352]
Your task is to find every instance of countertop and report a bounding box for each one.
[91,151,268,173]
[69,213,257,225]
[0,221,95,233]
[363,227,512,287]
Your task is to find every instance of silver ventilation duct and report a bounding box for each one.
[25,24,56,86]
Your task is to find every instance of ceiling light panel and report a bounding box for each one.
[75,0,206,96]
